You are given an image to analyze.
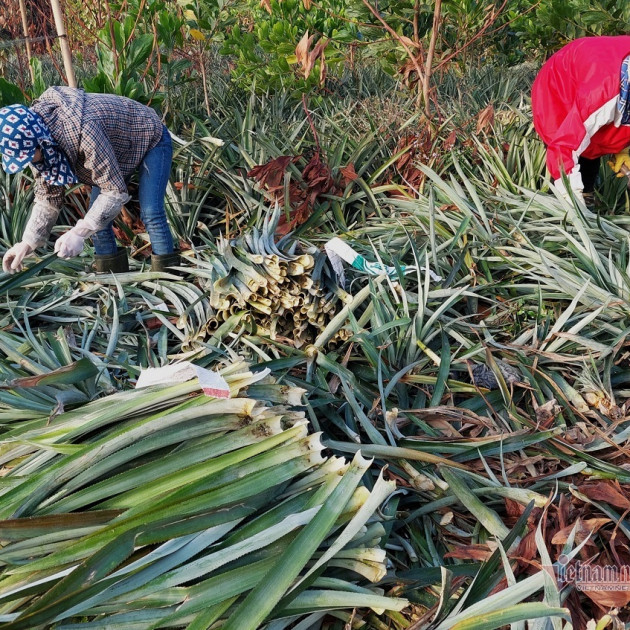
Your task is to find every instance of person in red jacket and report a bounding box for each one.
[532,36,630,203]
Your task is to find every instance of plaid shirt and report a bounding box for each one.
[30,87,164,206]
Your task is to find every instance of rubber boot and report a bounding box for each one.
[151,252,180,274]
[94,248,129,274]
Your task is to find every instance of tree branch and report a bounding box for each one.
[360,0,426,105]
[422,0,442,116]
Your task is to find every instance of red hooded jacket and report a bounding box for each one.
[532,36,630,186]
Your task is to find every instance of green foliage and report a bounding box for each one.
[0,171,34,248]
[507,0,630,60]
[219,0,356,96]
[0,78,24,107]
[83,17,160,103]
[0,64,55,107]
[83,1,187,107]
[180,0,237,40]
[28,58,47,99]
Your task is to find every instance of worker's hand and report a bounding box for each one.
[54,230,85,259]
[608,148,630,177]
[2,242,33,274]
[54,219,97,259]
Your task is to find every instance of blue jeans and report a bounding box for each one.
[91,125,175,256]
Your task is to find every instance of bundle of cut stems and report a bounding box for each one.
[0,360,406,629]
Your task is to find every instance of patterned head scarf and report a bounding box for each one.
[0,104,77,186]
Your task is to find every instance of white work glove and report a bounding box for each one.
[2,242,33,274]
[54,219,98,259]
[553,176,584,205]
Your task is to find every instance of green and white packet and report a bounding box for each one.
[324,237,442,284]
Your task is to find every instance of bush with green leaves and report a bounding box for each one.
[505,0,630,61]
[83,0,188,107]
[219,0,357,96]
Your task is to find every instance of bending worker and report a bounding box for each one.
[532,35,630,203]
[0,87,178,274]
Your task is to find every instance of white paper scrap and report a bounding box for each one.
[136,363,195,388]
[136,361,230,398]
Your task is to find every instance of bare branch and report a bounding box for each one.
[360,0,426,99]
[422,0,442,116]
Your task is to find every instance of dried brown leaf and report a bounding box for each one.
[247,155,298,190]
[296,31,314,76]
[398,34,420,49]
[476,104,495,135]
[551,518,610,546]
[443,129,457,152]
[504,497,526,519]
[311,37,329,60]
[339,163,358,183]
[514,528,538,564]
[296,31,321,79]
[444,544,493,562]
[536,398,561,427]
[581,481,630,510]
[582,583,630,610]
[319,46,327,86]
[564,589,592,630]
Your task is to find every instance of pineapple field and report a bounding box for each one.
[2,1,630,629]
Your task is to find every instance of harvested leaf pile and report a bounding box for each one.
[0,361,406,628]
[195,228,351,349]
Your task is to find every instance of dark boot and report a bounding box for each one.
[582,191,595,208]
[94,248,129,274]
[151,252,180,273]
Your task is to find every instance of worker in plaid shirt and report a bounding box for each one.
[0,87,178,274]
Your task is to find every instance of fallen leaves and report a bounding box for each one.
[551,518,611,546]
[476,103,495,134]
[388,128,436,194]
[247,153,349,235]
[432,472,630,628]
[535,398,562,427]
[582,589,630,612]
[580,481,630,511]
[247,155,299,189]
[339,162,358,184]
[173,181,196,191]
[444,543,494,562]
[278,152,336,234]
[443,129,457,152]
[399,55,423,89]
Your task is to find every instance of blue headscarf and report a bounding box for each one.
[0,104,77,186]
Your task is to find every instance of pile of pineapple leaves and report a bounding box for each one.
[2,65,630,630]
